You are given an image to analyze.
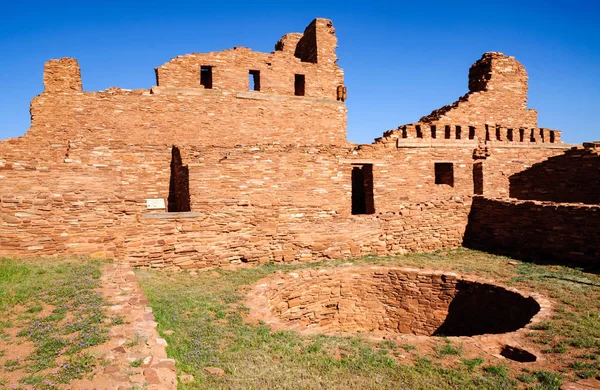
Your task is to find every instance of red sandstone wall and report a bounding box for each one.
[509,144,600,204]
[26,18,346,147]
[464,197,600,268]
[0,141,473,266]
[156,19,342,99]
[26,87,346,147]
[419,53,538,128]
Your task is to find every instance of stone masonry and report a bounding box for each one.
[0,18,596,269]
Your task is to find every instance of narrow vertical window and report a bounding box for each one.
[507,128,514,141]
[431,125,437,139]
[416,125,423,138]
[473,162,483,195]
[168,146,191,212]
[445,125,451,139]
[456,125,462,139]
[200,66,213,89]
[351,164,375,215]
[549,131,555,143]
[435,163,454,187]
[294,74,305,96]
[468,126,476,140]
[249,70,260,91]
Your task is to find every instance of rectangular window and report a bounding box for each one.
[455,125,462,139]
[445,125,451,139]
[249,70,260,91]
[200,66,213,89]
[294,74,305,96]
[431,125,437,139]
[351,164,375,215]
[435,162,454,187]
[416,125,423,138]
[507,128,514,141]
[468,126,476,140]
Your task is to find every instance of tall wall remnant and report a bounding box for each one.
[420,52,538,128]
[1,18,594,270]
[43,58,83,93]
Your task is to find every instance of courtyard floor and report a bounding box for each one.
[2,249,600,389]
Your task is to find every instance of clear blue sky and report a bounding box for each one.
[0,0,598,144]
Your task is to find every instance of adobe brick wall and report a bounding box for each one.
[509,143,600,204]
[464,197,600,268]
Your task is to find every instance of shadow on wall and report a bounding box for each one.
[462,197,600,273]
[433,281,540,337]
[509,145,600,204]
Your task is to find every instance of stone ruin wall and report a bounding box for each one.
[34,19,346,147]
[509,142,600,204]
[2,18,596,269]
[419,52,539,128]
[464,196,600,268]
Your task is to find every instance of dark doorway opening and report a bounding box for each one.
[249,70,260,91]
[200,66,213,89]
[351,164,375,215]
[473,162,483,195]
[168,146,191,212]
[294,74,305,96]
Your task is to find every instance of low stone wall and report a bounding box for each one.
[0,191,471,268]
[246,267,543,337]
[464,197,600,268]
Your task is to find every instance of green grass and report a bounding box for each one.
[0,257,113,388]
[136,248,600,389]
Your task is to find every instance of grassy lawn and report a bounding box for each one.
[137,249,600,390]
[0,257,115,389]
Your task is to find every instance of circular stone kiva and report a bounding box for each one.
[247,267,542,337]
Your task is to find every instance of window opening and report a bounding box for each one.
[530,129,536,142]
[249,70,260,91]
[351,164,375,215]
[456,125,462,139]
[485,125,491,141]
[431,125,437,139]
[445,125,451,139]
[507,128,514,141]
[550,131,555,143]
[435,163,454,187]
[473,162,483,195]
[519,128,525,142]
[200,66,213,89]
[468,126,476,140]
[168,146,191,212]
[294,74,305,96]
[416,125,423,138]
